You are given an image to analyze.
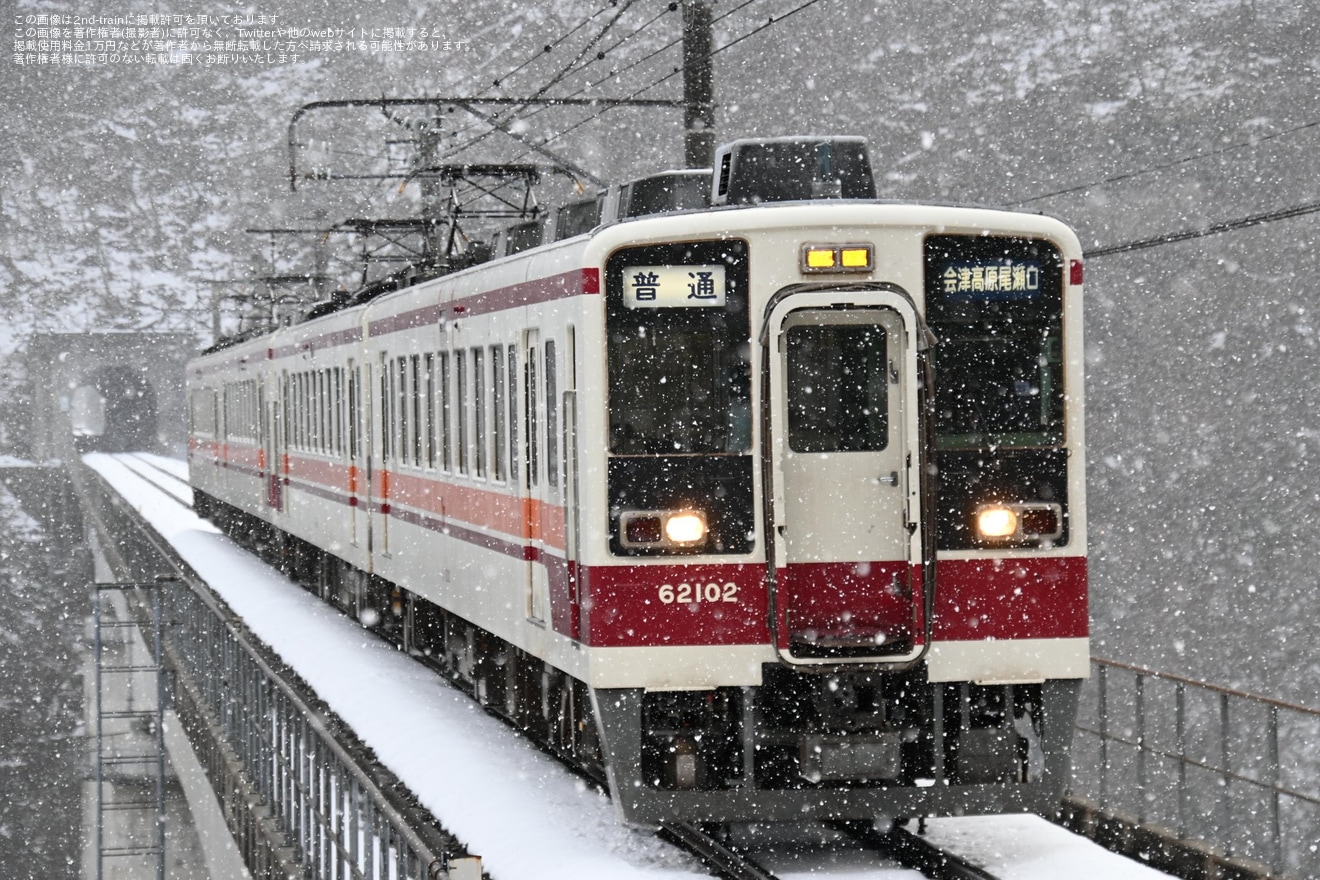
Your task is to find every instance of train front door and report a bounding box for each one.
[765,289,925,665]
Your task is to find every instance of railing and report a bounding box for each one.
[81,458,480,880]
[1071,658,1320,879]
[162,578,479,880]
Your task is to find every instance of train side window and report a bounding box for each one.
[290,374,298,450]
[406,353,417,467]
[381,355,392,466]
[337,367,346,457]
[508,346,519,486]
[325,370,332,455]
[394,360,402,464]
[525,343,539,488]
[332,368,340,455]
[440,352,452,472]
[294,373,303,451]
[348,362,359,460]
[424,353,435,469]
[306,372,313,452]
[291,374,298,451]
[321,369,330,454]
[545,340,558,489]
[280,374,289,451]
[307,371,314,452]
[312,371,318,451]
[322,369,331,454]
[474,347,487,478]
[491,345,506,482]
[456,349,468,475]
[296,375,304,451]
[328,369,336,454]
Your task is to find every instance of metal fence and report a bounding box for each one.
[162,579,481,880]
[1071,658,1320,879]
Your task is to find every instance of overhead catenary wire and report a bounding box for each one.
[1010,116,1320,208]
[509,0,826,159]
[450,2,617,97]
[435,2,643,147]
[439,1,674,162]
[436,1,655,162]
[1085,197,1320,258]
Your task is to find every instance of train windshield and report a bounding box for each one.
[608,324,751,455]
[924,235,1065,449]
[933,330,1063,448]
[605,240,751,456]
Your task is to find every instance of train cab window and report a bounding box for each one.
[924,235,1065,450]
[924,234,1071,550]
[605,242,751,456]
[786,323,889,453]
[604,240,755,556]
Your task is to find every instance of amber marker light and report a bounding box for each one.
[801,243,874,273]
[975,505,1019,540]
[840,245,873,269]
[803,246,837,270]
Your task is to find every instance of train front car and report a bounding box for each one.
[580,138,1087,826]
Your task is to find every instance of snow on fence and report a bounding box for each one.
[1071,658,1320,879]
[164,579,480,880]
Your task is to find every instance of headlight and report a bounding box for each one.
[976,505,1019,539]
[620,510,708,549]
[663,511,707,544]
[974,502,1063,543]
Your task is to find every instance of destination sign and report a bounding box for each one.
[622,265,727,309]
[939,260,1042,302]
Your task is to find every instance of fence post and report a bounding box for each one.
[1268,704,1281,874]
[1098,663,1109,810]
[1175,681,1187,838]
[1220,692,1232,858]
[1136,673,1147,824]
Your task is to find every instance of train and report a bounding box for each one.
[187,135,1088,827]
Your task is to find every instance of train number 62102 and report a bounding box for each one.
[658,582,738,604]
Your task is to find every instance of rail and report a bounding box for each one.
[1071,657,1320,879]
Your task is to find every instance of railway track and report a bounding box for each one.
[661,820,1003,880]
[115,452,193,504]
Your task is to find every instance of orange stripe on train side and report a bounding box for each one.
[277,453,568,552]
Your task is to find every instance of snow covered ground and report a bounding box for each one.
[85,452,1173,880]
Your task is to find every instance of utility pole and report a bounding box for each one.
[682,0,715,169]
[411,106,446,263]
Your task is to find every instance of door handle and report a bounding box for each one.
[878,471,898,486]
